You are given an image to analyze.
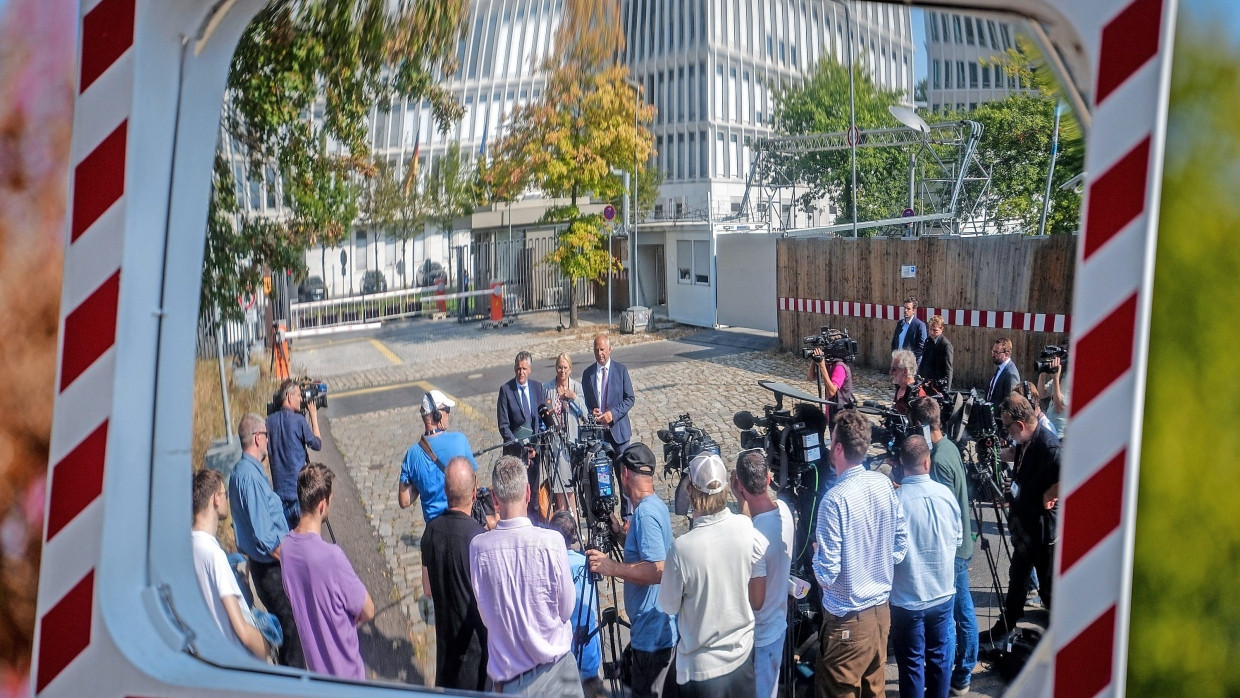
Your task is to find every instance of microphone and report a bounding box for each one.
[537,403,558,432]
[567,400,584,419]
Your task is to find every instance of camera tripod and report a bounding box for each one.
[962,431,1016,651]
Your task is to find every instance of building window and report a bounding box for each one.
[688,132,697,178]
[982,64,991,88]
[957,61,965,89]
[988,21,999,50]
[677,239,711,285]
[941,15,950,44]
[355,230,368,271]
[964,18,975,45]
[952,15,962,43]
[700,130,709,176]
[933,60,941,89]
[1000,25,1011,49]
[969,63,978,88]
[976,18,987,47]
[929,12,939,41]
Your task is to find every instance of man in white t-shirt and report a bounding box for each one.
[192,468,269,660]
[732,450,795,698]
[658,453,768,697]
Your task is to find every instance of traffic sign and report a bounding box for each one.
[846,125,861,147]
[603,204,616,221]
[902,208,915,217]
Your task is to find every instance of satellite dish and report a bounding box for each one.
[889,104,930,135]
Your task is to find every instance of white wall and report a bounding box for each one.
[662,225,717,327]
[716,231,778,331]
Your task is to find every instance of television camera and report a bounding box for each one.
[1035,345,1069,375]
[267,376,329,416]
[800,326,858,362]
[568,419,619,559]
[733,380,831,692]
[657,414,720,516]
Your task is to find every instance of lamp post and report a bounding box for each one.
[624,76,641,307]
[831,0,858,238]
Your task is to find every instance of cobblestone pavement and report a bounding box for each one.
[325,316,1013,695]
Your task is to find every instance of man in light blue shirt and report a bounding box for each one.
[813,410,908,698]
[891,436,961,698]
[228,412,303,668]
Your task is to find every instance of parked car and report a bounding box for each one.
[361,270,388,294]
[415,260,447,288]
[297,276,326,302]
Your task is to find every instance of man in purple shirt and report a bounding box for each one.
[470,455,582,696]
[267,380,322,528]
[281,463,374,680]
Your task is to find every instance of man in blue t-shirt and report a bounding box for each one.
[587,444,677,698]
[549,511,603,697]
[397,390,478,524]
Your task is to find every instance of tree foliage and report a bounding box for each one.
[484,0,654,326]
[771,58,908,226]
[204,0,468,318]
[1128,13,1240,696]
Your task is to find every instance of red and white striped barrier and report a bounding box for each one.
[777,297,1072,333]
[34,0,133,691]
[29,0,1174,695]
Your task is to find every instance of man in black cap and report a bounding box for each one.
[587,444,678,697]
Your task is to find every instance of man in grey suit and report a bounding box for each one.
[581,334,635,457]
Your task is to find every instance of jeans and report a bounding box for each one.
[249,558,304,669]
[952,556,978,689]
[754,639,782,698]
[891,598,955,698]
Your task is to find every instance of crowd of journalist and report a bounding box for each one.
[193,306,1069,698]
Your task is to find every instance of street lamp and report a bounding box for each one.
[830,0,858,238]
[889,104,930,231]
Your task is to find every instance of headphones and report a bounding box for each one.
[423,392,442,425]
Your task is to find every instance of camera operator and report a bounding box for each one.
[267,379,322,529]
[920,315,954,390]
[981,394,1061,646]
[807,347,854,422]
[907,397,976,694]
[890,349,926,416]
[1036,353,1070,439]
[585,444,677,698]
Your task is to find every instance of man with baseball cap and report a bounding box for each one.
[658,453,769,697]
[587,444,678,697]
[397,389,478,525]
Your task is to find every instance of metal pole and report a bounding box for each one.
[214,306,234,445]
[625,77,642,309]
[1038,103,1063,236]
[845,1,857,238]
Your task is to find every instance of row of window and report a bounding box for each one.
[927,11,1013,52]
[462,0,562,82]
[931,59,1021,92]
[624,0,911,95]
[651,128,758,182]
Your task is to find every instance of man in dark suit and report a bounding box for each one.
[497,350,545,452]
[891,297,928,363]
[581,334,635,456]
[985,337,1020,405]
[919,314,954,391]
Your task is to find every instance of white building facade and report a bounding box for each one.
[923,10,1037,113]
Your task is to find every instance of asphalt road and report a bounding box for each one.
[325,328,779,419]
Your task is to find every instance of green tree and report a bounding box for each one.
[484,0,654,327]
[206,0,468,318]
[967,96,1081,234]
[770,58,909,227]
[1128,12,1240,696]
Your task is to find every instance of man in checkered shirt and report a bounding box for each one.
[813,409,909,698]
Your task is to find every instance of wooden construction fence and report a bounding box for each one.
[776,234,1076,392]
